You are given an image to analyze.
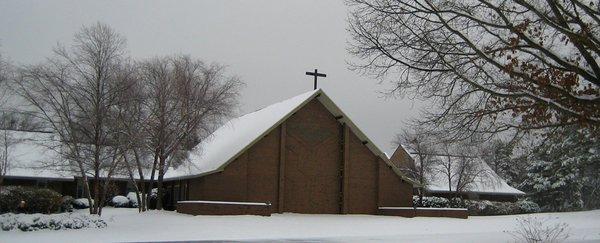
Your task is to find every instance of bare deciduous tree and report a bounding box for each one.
[113,63,152,212]
[0,51,7,88]
[17,22,129,215]
[396,127,437,205]
[348,0,600,140]
[453,152,488,196]
[139,56,241,210]
[0,51,13,106]
[437,144,456,193]
[434,138,492,198]
[0,49,12,189]
[0,129,20,189]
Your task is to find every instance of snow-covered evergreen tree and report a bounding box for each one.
[521,128,599,212]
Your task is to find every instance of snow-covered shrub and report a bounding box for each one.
[60,196,74,212]
[467,200,527,215]
[507,216,570,243]
[517,199,541,214]
[413,196,450,208]
[467,200,511,215]
[72,198,93,209]
[29,189,62,214]
[0,188,20,213]
[467,200,493,215]
[127,192,139,207]
[449,197,468,208]
[498,202,519,215]
[0,187,63,214]
[412,195,419,206]
[111,196,129,208]
[0,212,107,231]
[415,196,534,215]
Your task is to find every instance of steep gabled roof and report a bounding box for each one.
[166,89,414,183]
[423,155,525,196]
[388,144,416,171]
[397,151,525,196]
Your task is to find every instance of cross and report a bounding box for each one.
[305,69,326,90]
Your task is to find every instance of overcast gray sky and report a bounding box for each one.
[0,0,423,154]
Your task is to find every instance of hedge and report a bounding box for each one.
[413,195,541,216]
[0,187,63,214]
[0,212,107,231]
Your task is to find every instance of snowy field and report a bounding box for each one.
[1,208,599,243]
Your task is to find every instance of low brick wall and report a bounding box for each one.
[379,207,468,219]
[177,200,272,216]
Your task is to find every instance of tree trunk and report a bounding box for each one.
[128,173,142,213]
[418,179,424,206]
[97,175,109,216]
[80,174,93,215]
[446,157,452,193]
[147,152,158,210]
[133,149,147,211]
[135,184,142,213]
[124,153,142,212]
[92,169,100,215]
[98,178,112,217]
[1,131,7,191]
[156,155,166,210]
[418,158,424,206]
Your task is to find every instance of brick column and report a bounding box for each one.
[278,122,286,213]
[342,123,350,214]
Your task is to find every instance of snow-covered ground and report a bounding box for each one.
[1,208,599,243]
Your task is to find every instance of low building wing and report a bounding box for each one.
[423,155,525,196]
[388,145,525,198]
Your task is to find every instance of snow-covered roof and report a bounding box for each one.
[162,89,320,178]
[2,130,72,180]
[5,89,412,184]
[409,154,525,196]
[3,130,139,181]
[166,89,412,182]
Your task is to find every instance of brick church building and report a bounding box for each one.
[164,89,415,214]
[3,89,416,216]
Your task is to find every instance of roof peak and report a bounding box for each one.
[241,89,321,118]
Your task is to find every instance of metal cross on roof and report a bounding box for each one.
[305,69,326,90]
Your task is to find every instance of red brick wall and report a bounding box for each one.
[177,202,271,216]
[183,97,413,215]
[379,208,468,219]
[284,100,341,214]
[189,152,249,202]
[187,125,280,206]
[246,128,281,208]
[389,146,416,171]
[378,159,413,207]
[345,130,378,214]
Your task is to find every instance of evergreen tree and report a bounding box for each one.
[521,128,600,211]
